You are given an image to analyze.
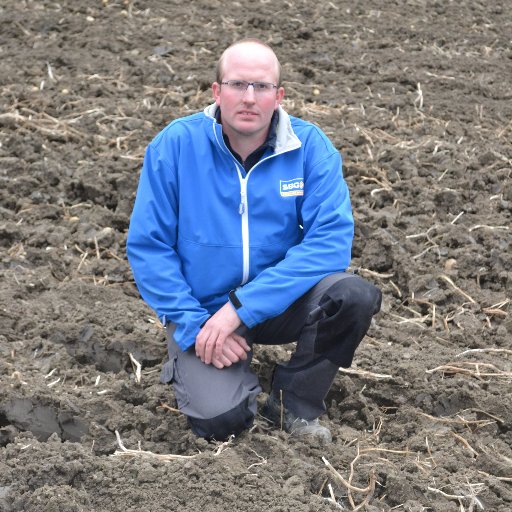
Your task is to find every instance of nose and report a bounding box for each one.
[242,84,256,102]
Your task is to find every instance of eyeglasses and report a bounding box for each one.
[221,80,278,94]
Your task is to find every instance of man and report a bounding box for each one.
[127,39,381,443]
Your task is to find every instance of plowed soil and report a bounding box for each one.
[1,1,511,511]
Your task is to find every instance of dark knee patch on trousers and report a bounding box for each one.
[313,277,382,367]
[187,397,254,441]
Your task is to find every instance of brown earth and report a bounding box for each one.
[1,1,511,511]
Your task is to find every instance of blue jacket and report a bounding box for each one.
[127,104,354,351]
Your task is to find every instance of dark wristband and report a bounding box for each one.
[228,289,242,309]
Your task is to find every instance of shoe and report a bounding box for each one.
[261,394,332,443]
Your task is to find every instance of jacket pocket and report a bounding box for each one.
[177,236,243,303]
[160,355,190,410]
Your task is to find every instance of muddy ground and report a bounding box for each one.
[1,0,511,511]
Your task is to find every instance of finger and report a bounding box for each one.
[195,340,203,359]
[195,329,207,359]
[214,332,227,358]
[222,345,241,364]
[195,338,205,359]
[204,332,219,365]
[224,338,247,361]
[212,352,232,368]
[234,346,248,361]
[198,336,209,362]
[211,357,224,369]
[197,328,211,362]
[221,354,232,366]
[231,334,251,352]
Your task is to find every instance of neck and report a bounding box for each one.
[223,128,268,162]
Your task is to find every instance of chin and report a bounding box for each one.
[234,123,261,134]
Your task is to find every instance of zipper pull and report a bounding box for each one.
[239,182,247,215]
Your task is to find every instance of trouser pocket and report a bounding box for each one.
[160,354,191,410]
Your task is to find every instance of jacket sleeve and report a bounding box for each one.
[126,143,210,350]
[233,145,354,328]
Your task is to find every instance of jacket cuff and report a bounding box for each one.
[228,289,257,327]
[233,304,257,328]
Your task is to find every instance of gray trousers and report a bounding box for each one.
[161,273,381,440]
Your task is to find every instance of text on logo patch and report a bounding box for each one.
[280,178,304,197]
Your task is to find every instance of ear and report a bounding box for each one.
[274,86,285,109]
[212,82,221,106]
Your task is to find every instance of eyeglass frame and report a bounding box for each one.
[220,80,279,93]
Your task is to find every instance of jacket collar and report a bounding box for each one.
[203,103,301,155]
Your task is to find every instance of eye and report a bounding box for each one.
[253,82,269,91]
[230,80,247,89]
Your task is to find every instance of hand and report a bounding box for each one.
[209,334,251,369]
[195,302,245,365]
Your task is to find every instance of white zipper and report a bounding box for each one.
[213,121,297,287]
[235,156,286,285]
[236,168,250,284]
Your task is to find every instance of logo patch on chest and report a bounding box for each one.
[280,178,304,197]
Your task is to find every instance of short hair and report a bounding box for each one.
[215,38,282,87]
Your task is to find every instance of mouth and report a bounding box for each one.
[237,111,258,117]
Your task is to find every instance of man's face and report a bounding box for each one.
[212,43,284,145]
